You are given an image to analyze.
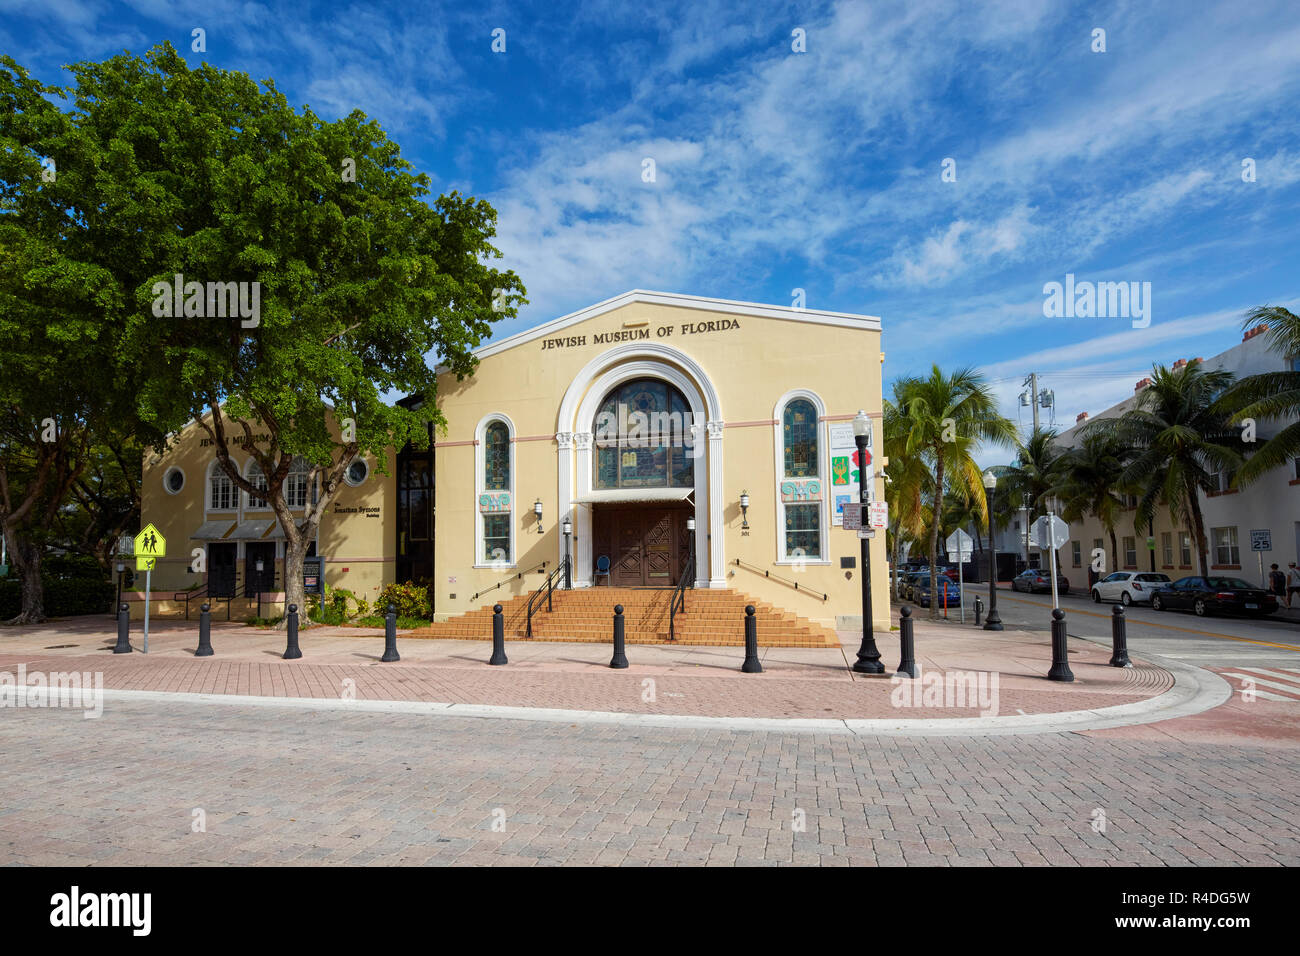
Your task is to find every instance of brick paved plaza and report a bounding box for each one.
[1,606,1298,867]
[2,699,1297,867]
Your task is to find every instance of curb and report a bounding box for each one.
[11,651,1231,737]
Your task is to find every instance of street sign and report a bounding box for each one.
[133,523,166,558]
[136,556,157,572]
[1032,514,1069,551]
[842,505,862,530]
[868,501,888,529]
[857,529,875,539]
[945,528,973,561]
[1250,529,1272,552]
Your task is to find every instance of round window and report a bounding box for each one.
[344,458,369,487]
[163,467,185,495]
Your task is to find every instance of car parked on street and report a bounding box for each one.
[1091,571,1172,606]
[901,571,930,601]
[1010,569,1071,595]
[914,578,961,609]
[1149,576,1278,617]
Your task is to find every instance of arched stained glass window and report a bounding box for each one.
[593,378,694,490]
[484,421,510,491]
[783,399,818,478]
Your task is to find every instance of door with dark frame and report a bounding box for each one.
[594,506,690,587]
[245,542,276,596]
[208,542,237,597]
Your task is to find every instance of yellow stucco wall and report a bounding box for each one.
[139,413,396,607]
[432,298,888,630]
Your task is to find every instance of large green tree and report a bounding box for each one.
[0,56,153,622]
[2,44,526,622]
[997,426,1065,564]
[1081,361,1245,577]
[891,367,1018,618]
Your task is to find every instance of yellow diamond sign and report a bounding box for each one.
[134,523,166,558]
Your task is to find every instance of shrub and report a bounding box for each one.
[375,581,431,619]
[0,570,115,618]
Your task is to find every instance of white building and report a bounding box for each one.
[1027,323,1299,587]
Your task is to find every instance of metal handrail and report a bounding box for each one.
[469,560,549,603]
[732,558,829,601]
[526,561,567,638]
[668,554,696,642]
[175,584,210,619]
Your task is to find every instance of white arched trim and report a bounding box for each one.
[556,343,724,588]
[474,413,517,569]
[772,389,830,566]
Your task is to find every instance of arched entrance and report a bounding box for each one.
[556,343,724,588]
[590,377,695,586]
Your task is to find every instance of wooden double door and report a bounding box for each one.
[594,506,693,587]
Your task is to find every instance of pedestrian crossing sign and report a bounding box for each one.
[134,524,166,558]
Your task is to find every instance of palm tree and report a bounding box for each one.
[1217,306,1300,484]
[1081,360,1245,577]
[883,383,932,598]
[892,366,1019,618]
[998,427,1065,564]
[1055,433,1129,576]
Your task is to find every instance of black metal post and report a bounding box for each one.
[563,530,572,590]
[489,603,508,665]
[113,602,132,654]
[974,595,983,627]
[283,603,302,660]
[897,606,919,678]
[381,603,400,662]
[1047,608,1074,681]
[852,432,884,674]
[741,605,762,673]
[195,602,213,657]
[1109,604,1132,667]
[984,529,1003,631]
[610,603,628,669]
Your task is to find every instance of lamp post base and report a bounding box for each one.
[983,610,1004,631]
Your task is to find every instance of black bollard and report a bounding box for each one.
[974,595,983,627]
[1109,604,1132,668]
[609,604,628,669]
[1047,608,1074,682]
[896,606,919,678]
[489,603,508,666]
[195,602,213,657]
[381,603,400,662]
[741,605,762,673]
[283,603,302,660]
[113,602,132,654]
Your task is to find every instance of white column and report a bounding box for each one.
[556,431,574,581]
[573,432,593,586]
[707,420,725,587]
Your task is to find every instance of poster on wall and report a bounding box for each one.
[828,420,874,526]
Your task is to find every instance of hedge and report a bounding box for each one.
[0,568,116,619]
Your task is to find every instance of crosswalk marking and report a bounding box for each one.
[1222,667,1300,701]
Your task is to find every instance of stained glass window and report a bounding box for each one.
[783,399,818,478]
[592,378,694,489]
[484,421,510,491]
[784,503,821,558]
[483,513,510,562]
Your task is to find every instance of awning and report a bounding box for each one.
[190,520,236,540]
[264,519,309,539]
[228,519,275,540]
[573,487,694,505]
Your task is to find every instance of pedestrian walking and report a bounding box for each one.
[1288,562,1300,610]
[1269,563,1286,602]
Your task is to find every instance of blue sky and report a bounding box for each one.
[6,0,1300,463]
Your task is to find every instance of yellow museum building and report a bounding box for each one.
[139,291,888,636]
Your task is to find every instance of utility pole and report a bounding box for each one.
[1026,372,1040,432]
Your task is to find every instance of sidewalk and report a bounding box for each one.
[0,608,1183,726]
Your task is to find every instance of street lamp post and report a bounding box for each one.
[562,516,572,589]
[851,410,884,674]
[983,470,1003,631]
